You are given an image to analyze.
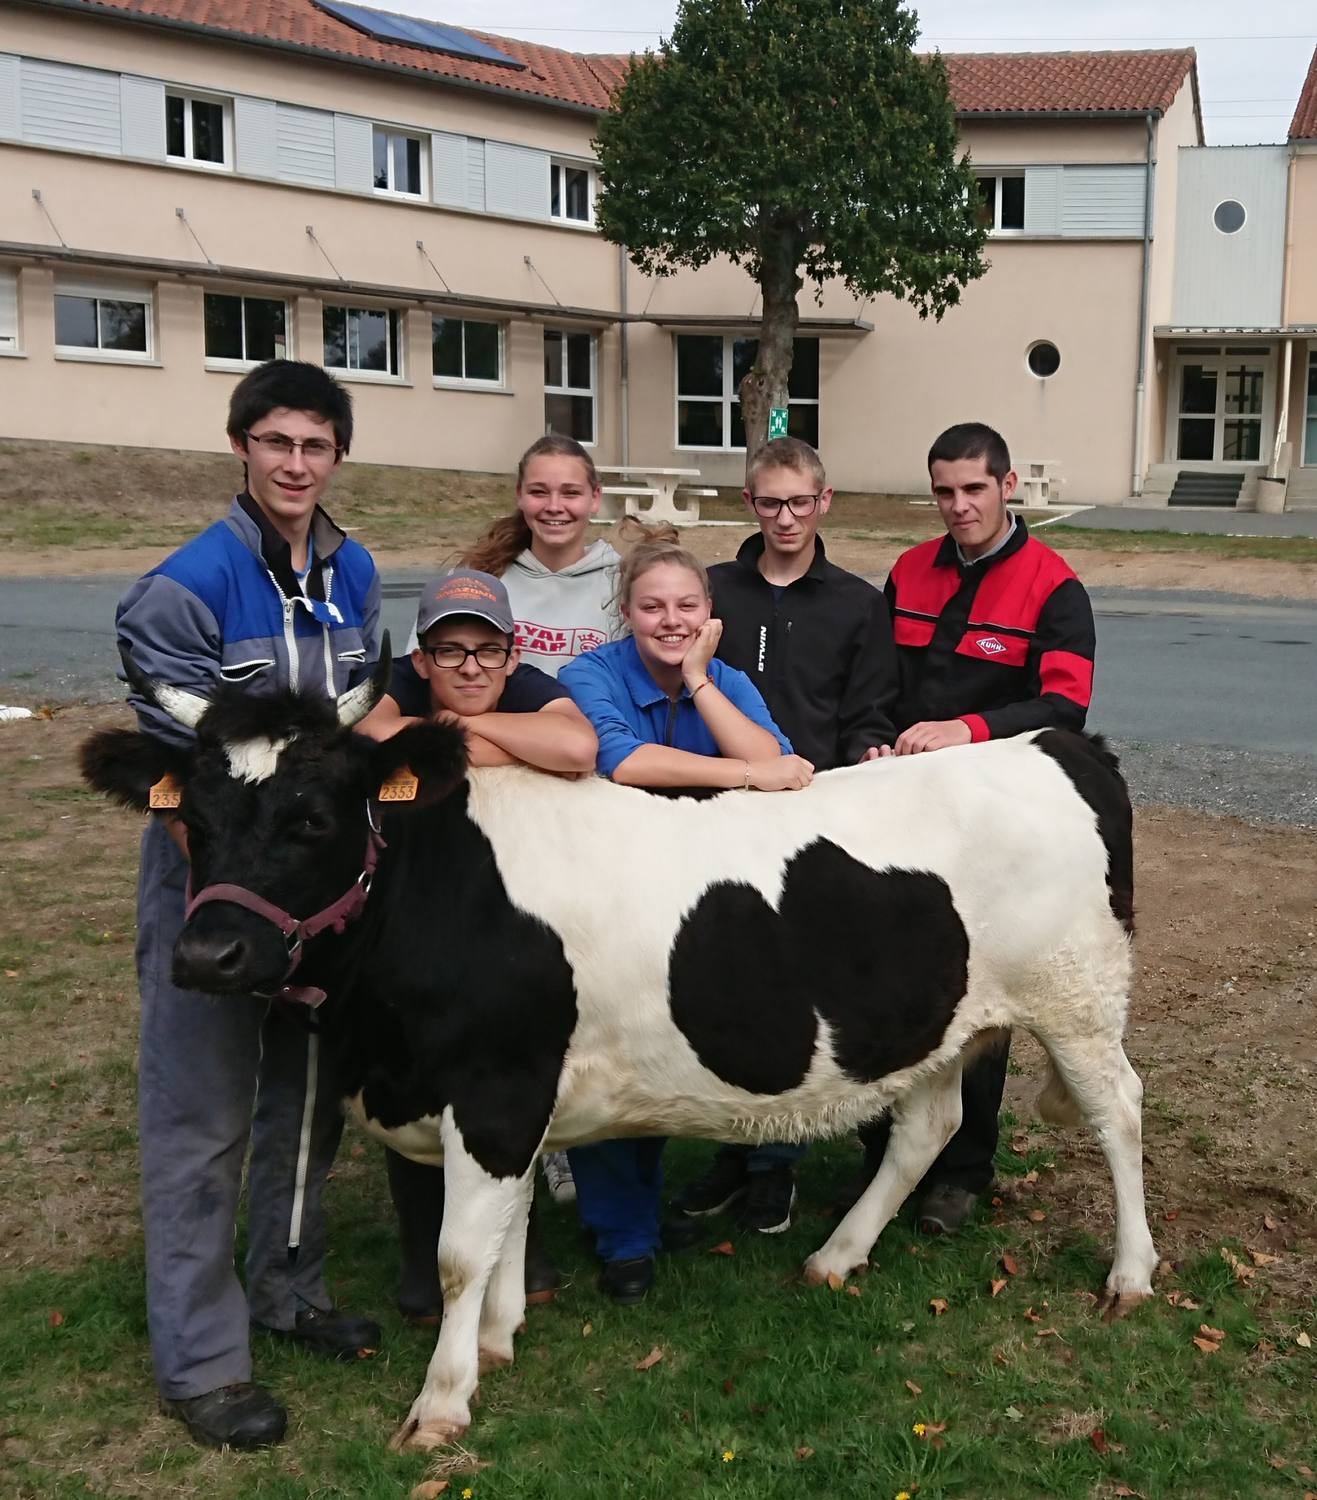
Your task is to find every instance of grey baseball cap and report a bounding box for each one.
[415,569,515,639]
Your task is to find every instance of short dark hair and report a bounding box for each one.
[226,360,354,453]
[745,436,826,492]
[927,423,1011,484]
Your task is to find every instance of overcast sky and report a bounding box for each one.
[390,0,1315,145]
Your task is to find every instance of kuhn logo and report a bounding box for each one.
[976,635,1008,656]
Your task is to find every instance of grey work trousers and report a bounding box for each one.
[136,818,344,1399]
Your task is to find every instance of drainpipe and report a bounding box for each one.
[618,243,631,466]
[1269,147,1298,477]
[1130,111,1156,498]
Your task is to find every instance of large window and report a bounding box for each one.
[0,269,18,353]
[433,317,503,386]
[676,335,819,449]
[166,92,229,168]
[374,127,425,196]
[975,173,1025,233]
[544,330,595,442]
[550,160,593,224]
[323,306,402,378]
[1305,353,1317,467]
[54,284,153,360]
[204,293,288,365]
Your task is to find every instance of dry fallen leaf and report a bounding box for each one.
[410,1483,450,1499]
[1023,1307,1043,1323]
[722,1378,735,1396]
[991,1195,1004,1207]
[350,1144,366,1159]
[929,1298,949,1316]
[1192,1336,1221,1356]
[1028,1210,1047,1223]
[48,1311,64,1328]
[1035,1327,1061,1339]
[794,1446,815,1460]
[3,969,18,979]
[990,1278,1008,1298]
[1263,1213,1279,1231]
[1090,1429,1109,1455]
[1164,1210,1179,1221]
[1113,1487,1143,1498]
[1002,1405,1024,1421]
[634,1346,664,1372]
[1267,1457,1288,1470]
[1220,1247,1256,1284]
[1296,1332,1312,1349]
[581,1322,593,1338]
[1247,1249,1280,1267]
[1000,1253,1020,1276]
[904,1379,923,1395]
[709,1240,735,1256]
[1199,1324,1226,1342]
[846,1284,862,1298]
[826,1271,845,1292]
[1296,1464,1314,1478]
[1022,1169,1039,1184]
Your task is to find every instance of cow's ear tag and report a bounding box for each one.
[378,766,419,803]
[148,772,183,810]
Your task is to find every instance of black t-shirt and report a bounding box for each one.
[387,656,570,719]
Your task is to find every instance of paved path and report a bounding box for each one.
[1033,505,1317,539]
[2,576,1313,823]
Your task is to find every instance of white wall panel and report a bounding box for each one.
[20,58,121,153]
[120,75,166,160]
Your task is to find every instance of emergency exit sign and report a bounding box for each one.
[768,407,789,438]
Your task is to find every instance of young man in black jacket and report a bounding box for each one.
[670,436,899,1235]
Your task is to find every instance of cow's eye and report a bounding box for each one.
[292,809,331,839]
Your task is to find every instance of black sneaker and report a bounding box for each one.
[672,1152,749,1218]
[740,1166,797,1234]
[161,1383,287,1450]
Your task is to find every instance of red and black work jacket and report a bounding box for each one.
[883,519,1095,742]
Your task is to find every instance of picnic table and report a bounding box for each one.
[1013,459,1064,507]
[596,465,718,526]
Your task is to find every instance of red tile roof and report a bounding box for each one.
[1291,46,1317,140]
[50,2,1197,122]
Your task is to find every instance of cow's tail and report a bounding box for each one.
[1036,1056,1084,1127]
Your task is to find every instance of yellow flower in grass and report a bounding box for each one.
[461,1489,473,1499]
[912,1422,927,1436]
[722,1450,735,1462]
[896,1491,912,1500]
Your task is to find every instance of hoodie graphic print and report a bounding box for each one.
[504,540,623,677]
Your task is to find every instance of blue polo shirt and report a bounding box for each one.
[561,635,792,780]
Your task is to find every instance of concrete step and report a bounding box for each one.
[1168,469,1246,507]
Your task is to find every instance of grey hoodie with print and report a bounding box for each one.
[503,539,623,677]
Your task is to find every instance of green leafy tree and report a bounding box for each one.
[594,0,989,473]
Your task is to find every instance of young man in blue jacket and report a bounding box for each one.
[116,361,382,1450]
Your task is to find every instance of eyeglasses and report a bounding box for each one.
[244,430,342,462]
[750,494,821,518]
[423,643,513,670]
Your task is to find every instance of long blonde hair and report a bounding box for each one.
[615,517,710,609]
[463,434,602,577]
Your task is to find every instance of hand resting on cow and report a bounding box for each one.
[83,636,1157,1453]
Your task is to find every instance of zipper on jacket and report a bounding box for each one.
[282,597,299,691]
[663,697,679,747]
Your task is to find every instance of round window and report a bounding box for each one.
[1213,199,1246,234]
[1027,341,1061,378]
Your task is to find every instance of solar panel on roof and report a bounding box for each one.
[313,0,526,70]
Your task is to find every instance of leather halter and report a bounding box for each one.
[184,803,385,1008]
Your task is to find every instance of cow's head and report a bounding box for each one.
[81,639,466,997]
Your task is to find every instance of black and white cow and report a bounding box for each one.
[83,657,1157,1450]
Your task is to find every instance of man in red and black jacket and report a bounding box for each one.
[864,421,1096,1233]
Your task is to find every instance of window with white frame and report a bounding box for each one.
[54,283,153,360]
[374,127,425,197]
[974,173,1025,232]
[433,317,503,386]
[544,330,595,442]
[323,306,402,378]
[0,269,19,353]
[550,160,594,225]
[676,335,819,449]
[204,293,288,365]
[165,91,230,168]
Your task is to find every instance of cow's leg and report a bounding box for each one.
[391,1111,526,1453]
[1038,1035,1157,1317]
[804,1062,963,1285]
[477,1172,532,1374]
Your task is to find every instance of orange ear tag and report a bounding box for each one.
[377,766,419,803]
[148,772,183,810]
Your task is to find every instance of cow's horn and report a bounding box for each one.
[336,630,392,728]
[119,644,210,729]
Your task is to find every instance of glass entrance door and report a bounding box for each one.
[1173,347,1271,462]
[1305,352,1317,466]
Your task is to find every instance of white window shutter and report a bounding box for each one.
[0,268,19,349]
[120,75,166,160]
[0,55,20,141]
[484,140,549,220]
[1023,166,1061,235]
[21,58,121,153]
[466,135,486,211]
[1060,166,1146,238]
[276,104,336,187]
[431,130,469,207]
[334,113,374,192]
[234,95,278,177]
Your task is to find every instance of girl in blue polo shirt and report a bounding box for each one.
[559,528,813,1304]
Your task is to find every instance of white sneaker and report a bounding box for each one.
[540,1150,576,1205]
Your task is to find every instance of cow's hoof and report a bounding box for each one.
[525,1286,557,1307]
[802,1254,867,1287]
[477,1346,514,1376]
[1099,1286,1151,1321]
[388,1415,470,1453]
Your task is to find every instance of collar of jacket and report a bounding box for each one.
[234,493,348,602]
[616,635,700,710]
[733,530,830,584]
[934,514,1030,573]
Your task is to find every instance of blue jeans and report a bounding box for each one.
[568,1139,666,1263]
[715,1141,808,1171]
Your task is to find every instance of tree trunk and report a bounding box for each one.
[739,219,802,485]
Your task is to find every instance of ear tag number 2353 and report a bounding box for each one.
[378,767,419,803]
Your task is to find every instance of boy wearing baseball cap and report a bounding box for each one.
[358,568,596,1322]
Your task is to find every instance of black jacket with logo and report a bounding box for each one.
[883,519,1095,741]
[708,534,898,770]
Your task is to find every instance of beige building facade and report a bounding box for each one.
[2,0,1309,507]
